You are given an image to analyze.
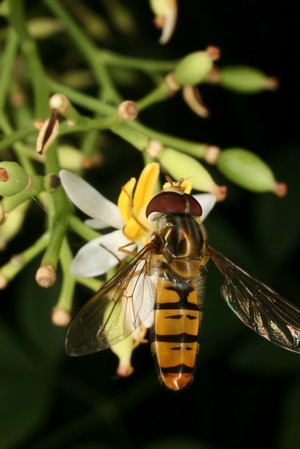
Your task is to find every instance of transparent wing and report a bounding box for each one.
[65,242,157,356]
[208,246,300,353]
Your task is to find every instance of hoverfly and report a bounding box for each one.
[65,179,300,391]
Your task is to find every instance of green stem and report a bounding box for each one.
[0,125,35,153]
[0,232,49,286]
[0,28,19,112]
[1,175,45,214]
[55,238,76,312]
[8,0,49,118]
[76,276,102,293]
[69,215,101,241]
[49,80,114,115]
[48,81,210,158]
[129,120,209,158]
[100,49,177,73]
[135,81,171,111]
[40,183,72,270]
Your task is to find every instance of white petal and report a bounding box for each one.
[71,230,132,277]
[193,193,216,221]
[59,170,124,229]
[84,218,108,230]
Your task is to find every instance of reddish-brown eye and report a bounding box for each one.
[146,192,202,217]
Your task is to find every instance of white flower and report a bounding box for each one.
[59,163,216,278]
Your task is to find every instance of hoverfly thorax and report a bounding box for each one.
[146,189,206,279]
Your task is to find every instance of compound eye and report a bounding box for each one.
[146,192,202,217]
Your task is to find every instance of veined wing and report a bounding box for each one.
[65,242,157,357]
[208,246,300,353]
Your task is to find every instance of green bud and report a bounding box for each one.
[173,48,217,86]
[58,145,84,170]
[216,148,287,196]
[218,66,278,94]
[150,0,172,15]
[0,161,29,196]
[158,147,227,200]
[28,18,63,39]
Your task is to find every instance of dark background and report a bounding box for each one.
[1,1,300,448]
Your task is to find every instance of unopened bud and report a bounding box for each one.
[158,148,227,200]
[173,47,219,87]
[0,161,29,196]
[216,147,287,196]
[28,18,63,39]
[36,264,56,287]
[218,66,279,94]
[58,145,84,170]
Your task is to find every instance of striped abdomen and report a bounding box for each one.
[151,272,204,391]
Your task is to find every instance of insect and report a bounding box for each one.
[65,180,300,391]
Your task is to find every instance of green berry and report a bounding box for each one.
[0,161,29,196]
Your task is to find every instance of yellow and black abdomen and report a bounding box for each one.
[151,272,204,391]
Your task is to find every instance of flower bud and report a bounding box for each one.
[216,147,287,196]
[58,145,84,170]
[218,66,278,94]
[172,47,219,86]
[0,161,29,196]
[158,148,227,201]
[28,18,63,39]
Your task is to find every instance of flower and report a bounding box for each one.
[59,163,216,278]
